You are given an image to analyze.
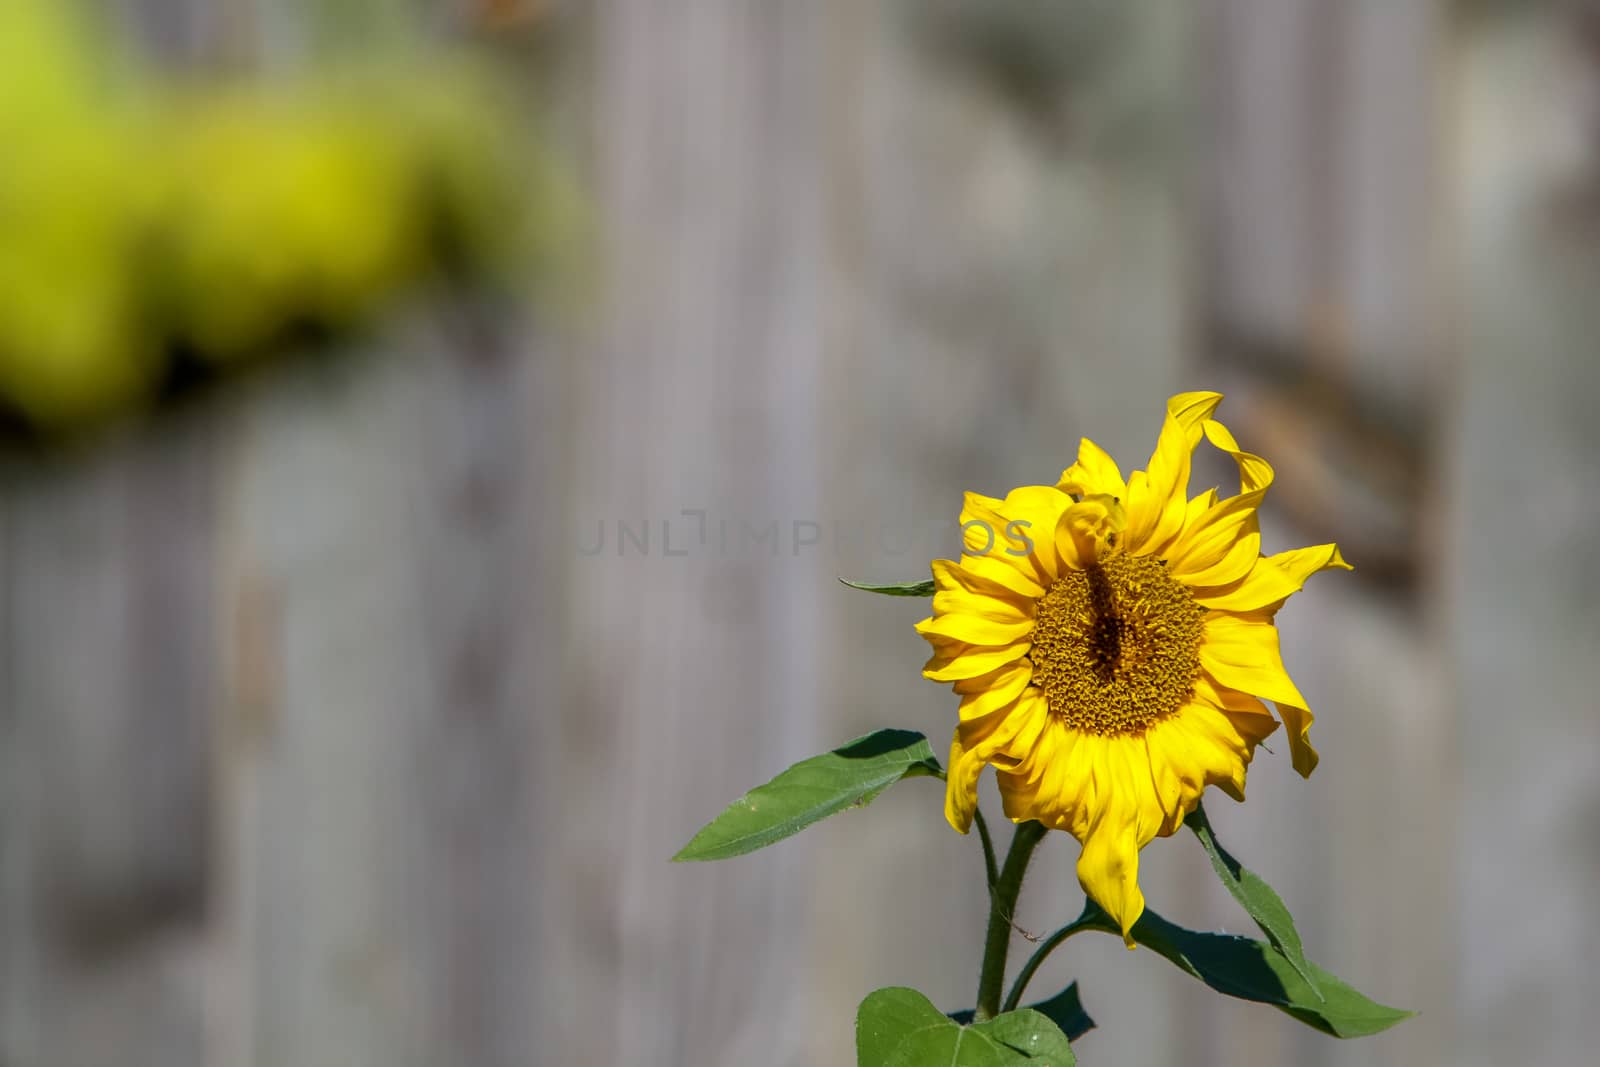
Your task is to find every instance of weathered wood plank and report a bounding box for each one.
[0,415,216,1067]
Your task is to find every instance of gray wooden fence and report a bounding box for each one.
[3,2,1597,1065]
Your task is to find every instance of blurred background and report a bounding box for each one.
[1,0,1597,1065]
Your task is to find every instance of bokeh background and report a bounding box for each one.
[2,1,1597,1065]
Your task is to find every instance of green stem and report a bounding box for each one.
[973,820,1048,1021]
[1001,899,1105,1013]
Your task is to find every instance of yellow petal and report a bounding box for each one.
[1198,614,1318,776]
[1075,741,1156,946]
[957,686,1043,753]
[944,727,987,833]
[1179,528,1262,588]
[995,718,1088,829]
[1124,392,1223,553]
[930,559,1035,622]
[922,638,1031,682]
[997,485,1076,583]
[1164,417,1274,582]
[1057,437,1127,500]
[1191,672,1272,717]
[953,552,1046,600]
[1202,418,1274,494]
[916,612,1035,646]
[1269,542,1351,580]
[1191,541,1348,614]
[1274,701,1319,778]
[952,660,1033,712]
[959,487,1072,589]
[1140,716,1207,832]
[1183,487,1219,530]
[1189,554,1304,612]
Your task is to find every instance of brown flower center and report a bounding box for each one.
[1029,554,1204,736]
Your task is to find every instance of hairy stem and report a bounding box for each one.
[973,820,1048,1021]
[1001,899,1104,1013]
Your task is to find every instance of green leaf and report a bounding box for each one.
[1105,906,1413,1038]
[883,1026,1014,1067]
[673,730,942,862]
[970,1009,1077,1065]
[839,577,936,597]
[857,988,1027,1067]
[1184,803,1321,995]
[1020,982,1094,1043]
[859,988,952,1067]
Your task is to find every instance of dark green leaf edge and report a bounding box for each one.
[1076,903,1413,1039]
[949,982,1093,1044]
[1184,803,1321,997]
[1022,982,1095,1043]
[970,1009,1076,1065]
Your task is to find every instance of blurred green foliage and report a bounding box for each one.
[0,1,573,433]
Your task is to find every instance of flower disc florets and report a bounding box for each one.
[1030,555,1204,736]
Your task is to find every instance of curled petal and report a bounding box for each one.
[1124,392,1222,553]
[1058,437,1127,500]
[1164,416,1275,582]
[1053,493,1127,570]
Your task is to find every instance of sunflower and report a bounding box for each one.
[916,391,1348,944]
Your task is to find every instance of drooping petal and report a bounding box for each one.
[1123,392,1223,554]
[945,727,987,833]
[1198,613,1319,776]
[1075,741,1158,946]
[1057,437,1128,500]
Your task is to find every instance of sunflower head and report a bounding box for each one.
[916,391,1349,944]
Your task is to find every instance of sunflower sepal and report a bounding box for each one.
[839,576,936,597]
[672,729,941,862]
